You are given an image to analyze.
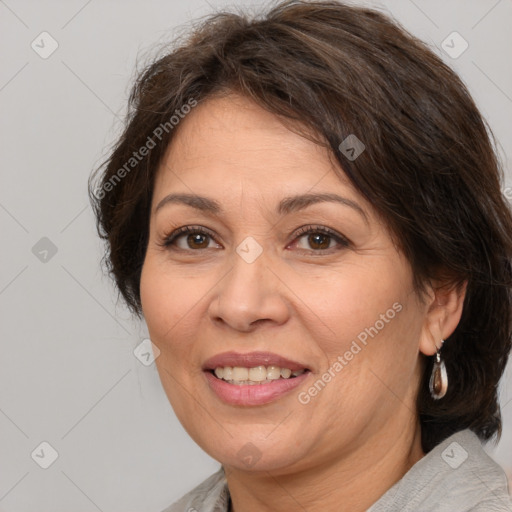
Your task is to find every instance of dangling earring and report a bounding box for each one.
[429,339,448,400]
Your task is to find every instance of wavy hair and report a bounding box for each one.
[89,0,512,452]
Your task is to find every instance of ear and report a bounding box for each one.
[419,280,468,356]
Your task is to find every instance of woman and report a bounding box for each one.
[90,1,512,510]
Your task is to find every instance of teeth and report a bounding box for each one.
[248,366,267,382]
[267,365,281,380]
[281,368,292,379]
[212,365,306,384]
[232,367,249,381]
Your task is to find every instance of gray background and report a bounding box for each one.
[1,0,511,510]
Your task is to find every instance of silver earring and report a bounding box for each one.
[429,339,448,400]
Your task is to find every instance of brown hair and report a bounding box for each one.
[89,0,512,452]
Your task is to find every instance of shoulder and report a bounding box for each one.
[160,466,230,512]
[368,429,512,512]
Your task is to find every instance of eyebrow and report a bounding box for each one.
[154,192,368,224]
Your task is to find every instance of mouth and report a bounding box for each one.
[202,351,311,384]
[206,366,310,385]
[202,351,312,405]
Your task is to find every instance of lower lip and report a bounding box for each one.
[204,370,311,406]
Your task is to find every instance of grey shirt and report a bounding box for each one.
[162,429,512,511]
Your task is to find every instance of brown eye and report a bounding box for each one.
[305,232,331,250]
[162,226,220,251]
[292,225,350,253]
[185,232,210,249]
[162,224,349,254]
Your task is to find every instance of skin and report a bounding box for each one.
[140,92,467,512]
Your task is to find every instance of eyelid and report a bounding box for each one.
[160,225,220,248]
[160,224,350,252]
[289,224,350,251]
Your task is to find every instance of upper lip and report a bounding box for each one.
[202,351,310,372]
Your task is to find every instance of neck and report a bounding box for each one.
[225,421,424,512]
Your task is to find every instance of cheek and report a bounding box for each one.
[303,271,422,423]
[298,260,409,355]
[298,257,424,408]
[140,254,218,356]
[140,257,190,346]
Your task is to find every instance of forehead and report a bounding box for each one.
[153,93,364,211]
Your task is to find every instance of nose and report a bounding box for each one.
[207,246,290,333]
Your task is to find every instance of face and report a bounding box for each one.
[140,93,433,474]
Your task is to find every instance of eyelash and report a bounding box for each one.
[160,224,350,254]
